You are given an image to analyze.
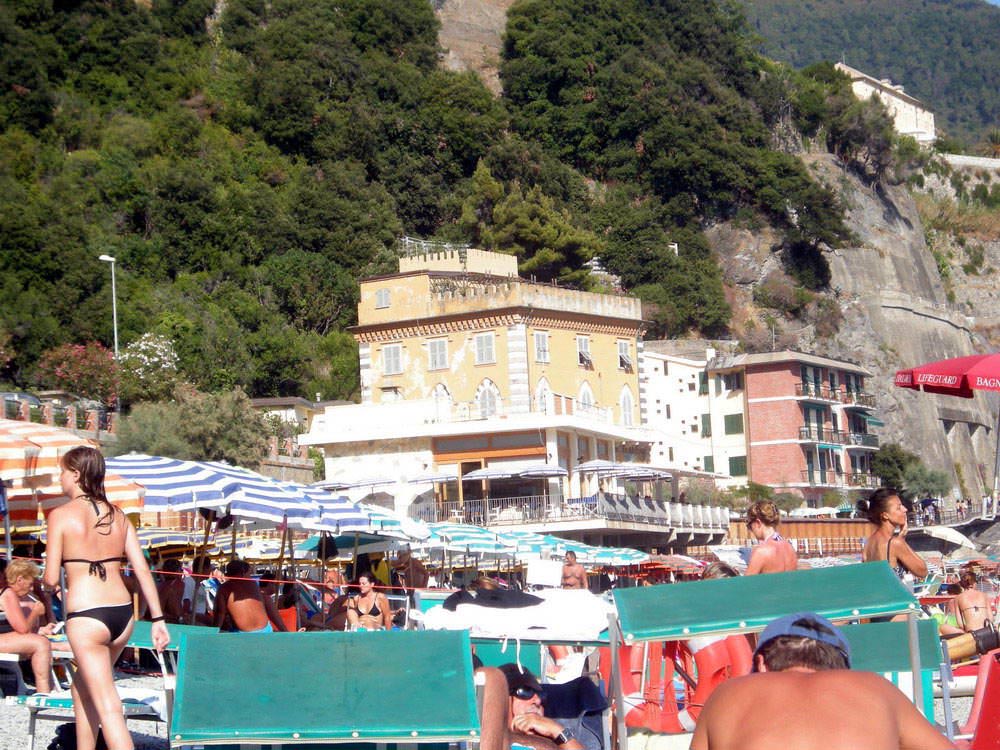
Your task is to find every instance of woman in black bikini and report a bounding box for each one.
[346,572,393,630]
[951,567,993,632]
[43,447,169,750]
[858,487,928,581]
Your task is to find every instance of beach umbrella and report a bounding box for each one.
[422,522,515,555]
[895,353,1000,493]
[515,463,568,478]
[922,525,978,550]
[199,461,320,527]
[406,471,459,484]
[462,466,518,481]
[105,454,237,513]
[0,419,103,554]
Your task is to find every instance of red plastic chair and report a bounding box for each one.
[278,606,298,632]
[955,649,1000,749]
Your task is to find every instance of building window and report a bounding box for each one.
[723,372,743,390]
[428,339,448,371]
[577,336,593,368]
[663,362,669,375]
[475,333,495,365]
[383,344,402,375]
[698,372,709,395]
[476,379,500,417]
[690,424,697,434]
[668,447,674,462]
[578,383,595,411]
[729,455,747,477]
[617,340,633,371]
[535,378,552,413]
[534,331,550,363]
[380,386,402,402]
[701,413,712,437]
[724,413,744,435]
[375,288,390,309]
[688,382,695,392]
[703,456,715,473]
[665,405,671,419]
[620,388,634,426]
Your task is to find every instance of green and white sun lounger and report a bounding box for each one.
[613,562,917,644]
[841,618,946,721]
[609,563,924,749]
[169,630,481,749]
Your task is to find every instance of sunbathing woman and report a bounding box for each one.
[347,572,393,630]
[745,501,797,575]
[0,559,54,693]
[44,447,169,750]
[857,487,928,581]
[951,567,993,632]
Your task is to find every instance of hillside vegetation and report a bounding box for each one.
[1,0,898,406]
[742,0,1000,147]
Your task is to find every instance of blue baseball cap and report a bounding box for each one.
[752,612,851,671]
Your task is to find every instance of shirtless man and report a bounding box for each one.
[498,663,584,750]
[690,612,953,750]
[213,559,287,633]
[393,549,429,593]
[561,551,588,589]
[744,501,797,575]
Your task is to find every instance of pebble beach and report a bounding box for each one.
[0,675,974,750]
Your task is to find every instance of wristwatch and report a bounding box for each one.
[553,728,575,746]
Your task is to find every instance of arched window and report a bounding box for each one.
[432,383,452,420]
[476,379,501,418]
[619,386,634,426]
[578,382,595,414]
[535,378,552,414]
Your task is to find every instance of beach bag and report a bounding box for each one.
[47,723,107,750]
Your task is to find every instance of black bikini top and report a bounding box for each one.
[63,557,126,581]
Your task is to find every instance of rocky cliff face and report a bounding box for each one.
[710,152,1000,499]
[434,0,1000,498]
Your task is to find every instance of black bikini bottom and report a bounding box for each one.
[66,603,133,641]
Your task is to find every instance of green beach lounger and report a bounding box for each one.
[610,563,923,749]
[169,629,481,749]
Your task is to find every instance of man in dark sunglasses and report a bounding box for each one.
[498,664,584,750]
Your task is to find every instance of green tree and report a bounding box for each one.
[903,463,952,499]
[871,443,920,494]
[482,184,600,288]
[115,385,269,468]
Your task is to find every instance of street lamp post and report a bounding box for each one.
[98,254,119,414]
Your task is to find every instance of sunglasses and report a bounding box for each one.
[511,686,542,700]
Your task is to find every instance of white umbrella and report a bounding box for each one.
[923,525,978,550]
[463,466,517,481]
[516,463,568,478]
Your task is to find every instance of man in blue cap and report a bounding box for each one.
[690,612,953,750]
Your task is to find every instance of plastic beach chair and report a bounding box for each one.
[954,649,1000,748]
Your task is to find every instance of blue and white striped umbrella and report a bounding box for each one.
[105,454,237,512]
[199,461,320,527]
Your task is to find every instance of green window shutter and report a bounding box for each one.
[723,413,744,435]
[729,455,747,476]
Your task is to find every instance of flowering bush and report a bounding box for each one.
[36,342,119,406]
[118,333,181,404]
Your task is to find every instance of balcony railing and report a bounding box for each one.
[2,399,112,432]
[408,493,730,531]
[847,432,879,448]
[842,390,876,408]
[799,426,847,444]
[846,472,879,488]
[795,382,839,402]
[800,469,841,486]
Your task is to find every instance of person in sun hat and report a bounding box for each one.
[497,663,584,750]
[690,612,953,750]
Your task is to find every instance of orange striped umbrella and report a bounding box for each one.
[0,418,98,483]
[5,472,144,530]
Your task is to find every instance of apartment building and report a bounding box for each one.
[642,344,881,504]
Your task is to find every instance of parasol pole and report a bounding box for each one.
[993,401,1000,500]
[2,481,10,562]
[230,516,237,560]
